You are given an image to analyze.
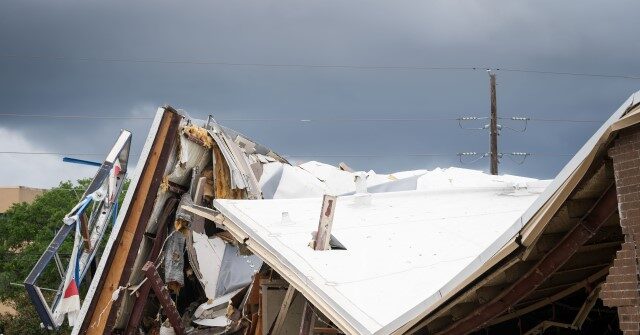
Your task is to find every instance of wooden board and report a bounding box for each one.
[80,109,181,334]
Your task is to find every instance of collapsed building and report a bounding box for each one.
[26,91,640,334]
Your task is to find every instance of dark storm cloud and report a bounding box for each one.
[1,0,639,186]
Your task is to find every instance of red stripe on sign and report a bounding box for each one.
[63,279,79,298]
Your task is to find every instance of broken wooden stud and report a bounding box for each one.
[571,284,602,329]
[299,305,317,335]
[142,261,186,335]
[338,162,353,172]
[300,195,338,335]
[165,180,189,195]
[190,177,208,234]
[314,327,342,334]
[80,214,91,251]
[125,198,177,335]
[271,285,297,335]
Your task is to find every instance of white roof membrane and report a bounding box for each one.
[214,168,550,334]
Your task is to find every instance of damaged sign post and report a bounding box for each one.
[299,194,337,335]
[24,130,131,330]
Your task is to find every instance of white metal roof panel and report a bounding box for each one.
[214,169,549,334]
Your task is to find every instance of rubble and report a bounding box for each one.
[65,105,550,335]
[24,91,640,334]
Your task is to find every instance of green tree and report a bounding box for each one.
[0,178,129,334]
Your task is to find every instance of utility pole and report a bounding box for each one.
[489,71,499,175]
[458,71,530,170]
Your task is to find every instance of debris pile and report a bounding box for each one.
[23,92,640,334]
[59,107,552,335]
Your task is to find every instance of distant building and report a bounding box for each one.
[0,186,45,213]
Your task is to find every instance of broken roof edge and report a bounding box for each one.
[208,92,640,335]
[179,109,289,164]
[171,108,289,165]
[72,106,177,335]
[74,104,298,333]
[209,200,376,335]
[217,124,289,164]
[519,92,640,246]
[390,90,640,335]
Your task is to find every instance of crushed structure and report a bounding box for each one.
[26,91,640,334]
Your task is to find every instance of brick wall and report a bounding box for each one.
[602,126,640,334]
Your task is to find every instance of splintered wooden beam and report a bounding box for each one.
[191,177,208,233]
[299,309,317,335]
[299,195,338,335]
[485,267,609,327]
[80,214,91,251]
[338,162,353,172]
[124,197,178,335]
[142,261,185,335]
[314,327,342,334]
[80,108,181,334]
[181,204,226,228]
[571,284,602,329]
[271,286,297,335]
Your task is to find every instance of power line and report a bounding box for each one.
[0,151,140,157]
[284,153,454,158]
[498,68,640,80]
[525,117,602,123]
[0,114,457,121]
[0,54,477,71]
[457,151,573,165]
[0,150,574,158]
[0,113,606,124]
[1,54,639,80]
[0,113,153,120]
[0,151,453,158]
[299,152,572,158]
[526,153,575,156]
[203,117,462,122]
[457,71,596,170]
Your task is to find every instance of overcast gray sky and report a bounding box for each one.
[1,0,639,188]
